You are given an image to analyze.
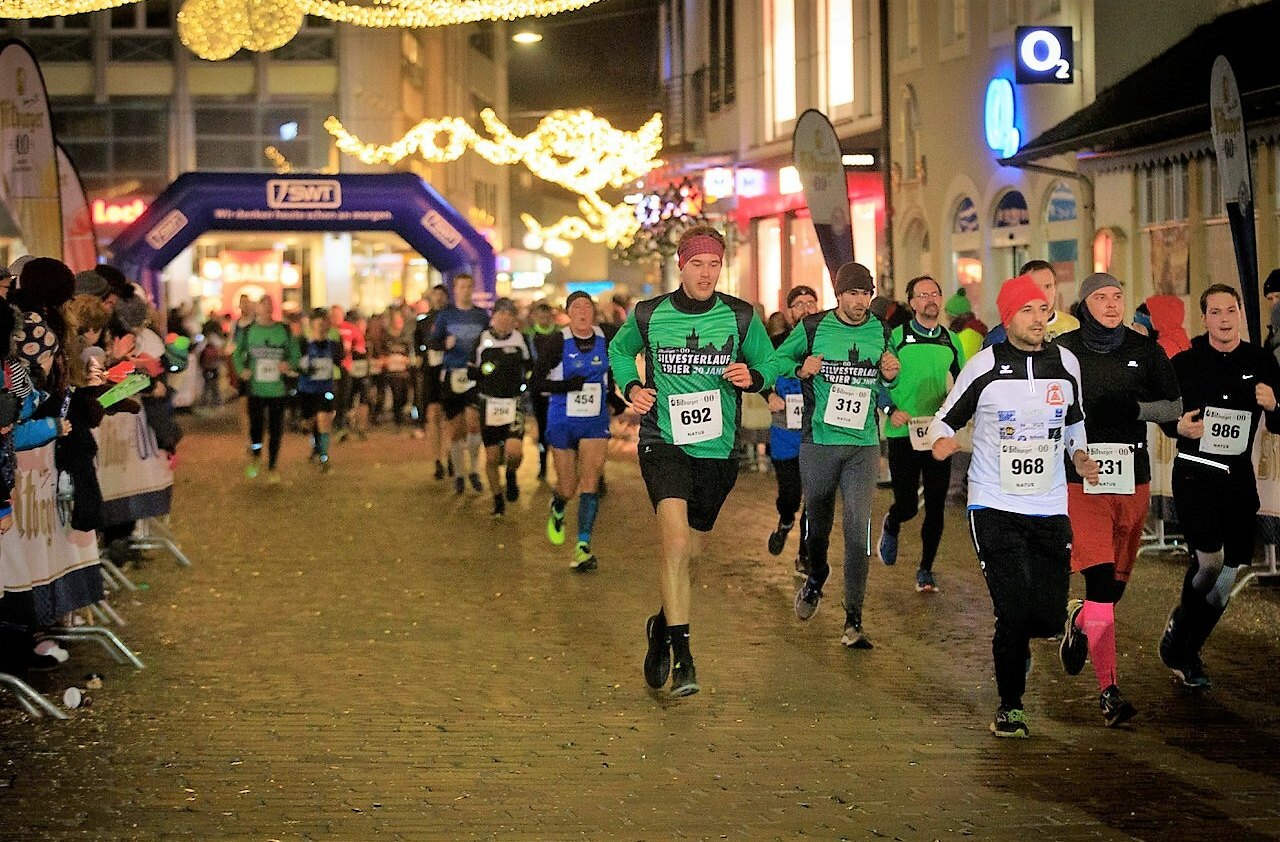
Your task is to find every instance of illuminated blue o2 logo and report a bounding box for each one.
[984,78,1020,158]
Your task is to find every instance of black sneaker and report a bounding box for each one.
[1158,608,1180,670]
[767,521,793,556]
[669,656,699,697]
[1059,599,1088,675]
[1100,685,1137,727]
[1171,657,1212,690]
[433,461,445,481]
[794,581,821,620]
[454,476,465,496]
[492,494,505,519]
[840,622,873,649]
[505,471,519,502]
[990,706,1030,738]
[469,472,484,493]
[643,614,670,689]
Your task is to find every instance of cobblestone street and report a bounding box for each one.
[2,413,1279,841]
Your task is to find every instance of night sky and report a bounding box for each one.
[506,0,661,132]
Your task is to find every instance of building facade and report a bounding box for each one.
[1,4,509,315]
[886,0,1261,328]
[656,0,886,312]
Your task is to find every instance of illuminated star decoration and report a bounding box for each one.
[324,108,664,249]
[0,0,608,61]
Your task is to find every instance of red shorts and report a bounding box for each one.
[1067,482,1150,582]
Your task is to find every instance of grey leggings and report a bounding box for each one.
[799,443,879,624]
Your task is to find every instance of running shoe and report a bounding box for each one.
[990,707,1030,738]
[454,476,465,496]
[266,470,281,485]
[1100,685,1137,727]
[245,462,260,479]
[492,494,505,519]
[794,581,821,620]
[841,622,873,649]
[505,471,520,502]
[643,613,670,689]
[1059,599,1088,676]
[319,458,332,474]
[1158,607,1182,671]
[915,569,938,593]
[547,506,566,545]
[433,461,445,481]
[877,514,898,566]
[767,520,793,556]
[570,541,598,572]
[793,555,809,578]
[468,472,484,493]
[1170,657,1212,690]
[669,656,699,697]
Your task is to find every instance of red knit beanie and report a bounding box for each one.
[997,274,1050,326]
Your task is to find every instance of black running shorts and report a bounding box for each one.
[638,441,740,532]
[1171,457,1259,566]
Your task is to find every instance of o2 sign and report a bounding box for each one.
[1015,26,1074,84]
[984,78,1020,158]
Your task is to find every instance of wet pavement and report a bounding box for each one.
[2,409,1279,840]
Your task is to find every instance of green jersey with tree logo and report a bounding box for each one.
[609,290,782,459]
[773,310,891,447]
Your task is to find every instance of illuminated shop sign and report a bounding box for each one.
[1015,26,1074,84]
[984,78,1021,158]
[92,198,147,227]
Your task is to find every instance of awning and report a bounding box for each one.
[1000,1,1280,168]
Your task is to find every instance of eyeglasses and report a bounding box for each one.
[912,291,942,299]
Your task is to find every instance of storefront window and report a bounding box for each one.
[951,195,982,302]
[756,217,783,314]
[789,215,832,310]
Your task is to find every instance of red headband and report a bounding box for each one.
[677,234,724,269]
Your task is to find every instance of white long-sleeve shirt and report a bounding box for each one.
[930,341,1088,516]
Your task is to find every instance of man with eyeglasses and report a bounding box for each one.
[878,276,966,592]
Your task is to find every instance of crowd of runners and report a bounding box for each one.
[212,224,1276,739]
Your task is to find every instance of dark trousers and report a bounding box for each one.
[247,395,286,468]
[771,456,802,522]
[885,436,952,570]
[388,373,410,425]
[968,508,1072,710]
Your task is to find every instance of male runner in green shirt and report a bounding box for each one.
[773,262,900,648]
[610,225,783,697]
[879,275,966,592]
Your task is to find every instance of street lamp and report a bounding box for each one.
[512,25,543,44]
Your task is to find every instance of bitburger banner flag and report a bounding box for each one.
[0,40,63,260]
[792,109,853,283]
[57,144,97,271]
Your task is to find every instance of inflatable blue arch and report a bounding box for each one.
[106,172,497,305]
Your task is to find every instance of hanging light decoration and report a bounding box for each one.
[3,0,606,59]
[322,107,663,247]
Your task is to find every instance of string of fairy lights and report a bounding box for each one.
[320,108,664,249]
[0,0,606,60]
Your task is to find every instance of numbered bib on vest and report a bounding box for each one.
[567,382,602,418]
[309,358,333,381]
[999,440,1056,495]
[426,349,445,367]
[485,397,517,427]
[785,394,804,430]
[908,417,935,452]
[449,368,475,394]
[1084,442,1135,495]
[823,384,872,430]
[350,359,370,378]
[1200,406,1251,456]
[255,357,281,383]
[668,390,722,446]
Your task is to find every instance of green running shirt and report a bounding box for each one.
[233,322,300,398]
[883,321,966,439]
[609,290,782,459]
[773,310,892,447]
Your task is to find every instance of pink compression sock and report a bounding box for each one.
[1077,600,1118,690]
